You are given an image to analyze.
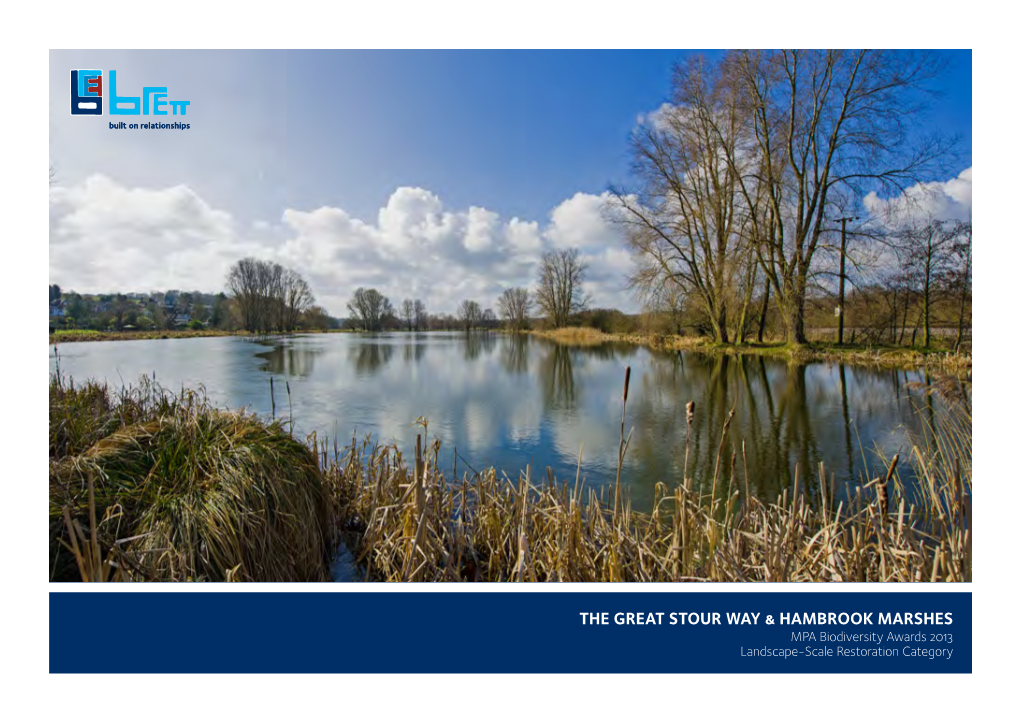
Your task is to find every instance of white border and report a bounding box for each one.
[3,2,1010,718]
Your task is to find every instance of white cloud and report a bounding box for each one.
[636,102,675,133]
[49,174,258,293]
[49,174,637,315]
[864,167,972,226]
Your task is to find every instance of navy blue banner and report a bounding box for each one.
[50,591,970,673]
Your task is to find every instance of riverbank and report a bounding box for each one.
[50,375,971,583]
[50,328,237,343]
[529,327,972,373]
[48,328,361,344]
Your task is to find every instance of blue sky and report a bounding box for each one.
[49,49,972,316]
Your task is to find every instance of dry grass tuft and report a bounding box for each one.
[50,376,335,582]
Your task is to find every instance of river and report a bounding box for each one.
[49,331,965,511]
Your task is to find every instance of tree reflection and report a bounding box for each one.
[500,334,530,375]
[402,339,427,365]
[539,343,577,410]
[626,351,838,501]
[464,332,496,362]
[349,342,394,376]
[256,343,321,377]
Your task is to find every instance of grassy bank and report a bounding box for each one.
[47,328,362,344]
[50,376,335,581]
[50,328,237,344]
[50,375,971,582]
[529,327,972,372]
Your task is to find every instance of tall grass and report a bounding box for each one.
[325,372,971,582]
[50,371,971,583]
[50,375,335,581]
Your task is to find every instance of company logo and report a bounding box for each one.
[70,70,103,115]
[70,70,191,117]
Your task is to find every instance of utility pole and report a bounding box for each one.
[836,216,858,345]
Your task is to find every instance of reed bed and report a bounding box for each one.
[531,327,972,373]
[50,375,335,582]
[530,326,614,345]
[49,369,971,583]
[325,374,971,583]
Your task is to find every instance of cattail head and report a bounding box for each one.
[685,400,696,424]
[623,366,631,404]
[877,479,889,517]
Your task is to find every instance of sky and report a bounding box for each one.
[49,49,973,317]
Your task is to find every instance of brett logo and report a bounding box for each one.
[70,70,103,115]
[70,70,191,117]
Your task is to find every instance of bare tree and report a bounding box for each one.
[497,287,533,331]
[227,257,280,333]
[727,49,955,345]
[535,248,590,328]
[634,274,687,335]
[948,220,972,351]
[226,258,311,333]
[400,299,415,331]
[281,269,315,331]
[347,288,393,331]
[458,299,482,332]
[897,219,961,348]
[611,55,758,344]
[413,299,427,331]
[301,305,333,331]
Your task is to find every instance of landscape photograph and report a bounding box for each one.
[48,49,972,583]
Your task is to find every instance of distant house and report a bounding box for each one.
[49,300,65,318]
[173,313,192,326]
[165,290,181,308]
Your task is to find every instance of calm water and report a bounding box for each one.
[49,332,962,510]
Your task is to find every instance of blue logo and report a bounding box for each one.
[70,70,191,117]
[70,70,103,115]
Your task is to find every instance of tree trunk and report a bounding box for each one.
[899,295,909,345]
[756,278,770,344]
[717,305,729,344]
[922,277,931,349]
[783,277,809,346]
[955,294,966,351]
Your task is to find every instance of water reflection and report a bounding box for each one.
[50,332,964,512]
[255,342,321,377]
[349,341,394,376]
[463,331,497,362]
[539,343,577,410]
[402,337,428,365]
[500,334,530,375]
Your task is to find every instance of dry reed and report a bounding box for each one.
[325,383,971,583]
[50,375,335,582]
[50,370,971,583]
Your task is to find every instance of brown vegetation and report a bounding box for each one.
[328,388,971,582]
